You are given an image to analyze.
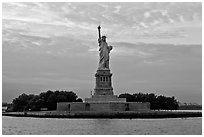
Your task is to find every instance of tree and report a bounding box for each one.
[119,92,179,110]
[118,93,135,102]
[63,91,78,102]
[47,93,57,110]
[12,93,30,111]
[76,98,83,102]
[28,95,44,111]
[10,90,83,111]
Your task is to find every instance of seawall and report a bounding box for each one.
[2,110,202,119]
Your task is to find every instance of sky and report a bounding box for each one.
[2,2,202,104]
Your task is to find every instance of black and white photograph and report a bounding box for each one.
[2,2,202,135]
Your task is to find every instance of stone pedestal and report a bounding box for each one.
[85,95,126,103]
[57,102,150,112]
[94,69,113,95]
[85,69,126,103]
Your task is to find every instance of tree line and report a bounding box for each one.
[118,93,179,110]
[9,90,82,112]
[7,91,179,112]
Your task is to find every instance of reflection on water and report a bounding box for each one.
[2,116,202,135]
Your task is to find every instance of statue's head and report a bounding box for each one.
[102,36,106,41]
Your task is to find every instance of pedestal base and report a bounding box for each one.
[57,102,150,112]
[85,95,126,103]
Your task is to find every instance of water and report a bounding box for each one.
[2,116,202,135]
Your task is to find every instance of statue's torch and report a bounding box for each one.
[97,25,101,39]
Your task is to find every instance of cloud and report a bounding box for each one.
[110,42,201,65]
[144,11,151,18]
[113,5,121,14]
[3,2,201,46]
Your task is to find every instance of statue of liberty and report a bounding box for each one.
[97,25,113,70]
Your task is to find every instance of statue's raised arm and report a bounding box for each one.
[97,25,101,39]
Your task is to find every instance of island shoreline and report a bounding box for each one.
[2,111,202,119]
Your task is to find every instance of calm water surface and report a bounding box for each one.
[2,116,201,135]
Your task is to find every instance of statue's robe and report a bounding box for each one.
[98,38,110,70]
